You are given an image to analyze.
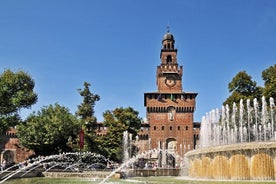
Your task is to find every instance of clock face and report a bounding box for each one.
[165,76,176,87]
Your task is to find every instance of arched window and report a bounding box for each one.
[166,55,172,63]
[167,106,175,121]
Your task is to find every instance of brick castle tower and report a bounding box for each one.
[144,30,198,158]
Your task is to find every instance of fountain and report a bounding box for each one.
[1,131,181,183]
[185,96,276,180]
[121,131,180,178]
[99,147,182,184]
[0,152,115,183]
[123,131,131,163]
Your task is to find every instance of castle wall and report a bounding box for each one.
[1,128,34,165]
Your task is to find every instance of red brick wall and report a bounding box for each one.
[1,128,34,164]
[144,94,196,157]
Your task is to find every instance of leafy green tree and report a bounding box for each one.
[224,71,262,106]
[76,82,100,151]
[112,107,142,135]
[98,107,142,162]
[17,104,81,156]
[262,64,276,99]
[0,69,37,133]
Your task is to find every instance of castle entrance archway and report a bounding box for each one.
[2,150,15,165]
[166,138,176,168]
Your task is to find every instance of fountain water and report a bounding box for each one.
[2,130,180,183]
[0,152,115,183]
[123,131,130,163]
[199,97,275,147]
[99,147,181,184]
[4,130,188,183]
[186,97,276,180]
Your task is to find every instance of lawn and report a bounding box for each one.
[5,176,276,184]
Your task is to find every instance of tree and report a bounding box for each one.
[0,69,37,133]
[98,107,142,162]
[112,107,142,135]
[76,82,100,151]
[224,71,262,106]
[17,104,81,156]
[262,64,276,99]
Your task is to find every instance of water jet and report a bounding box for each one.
[186,97,276,180]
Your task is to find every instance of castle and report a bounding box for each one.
[1,30,200,166]
[135,30,200,167]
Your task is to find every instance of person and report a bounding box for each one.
[1,159,6,171]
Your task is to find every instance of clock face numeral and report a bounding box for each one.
[165,76,176,87]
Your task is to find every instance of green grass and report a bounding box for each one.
[5,177,276,184]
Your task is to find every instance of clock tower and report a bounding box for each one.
[157,30,182,93]
[144,30,198,160]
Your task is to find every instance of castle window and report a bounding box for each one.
[162,126,164,130]
[168,106,175,121]
[186,126,189,130]
[154,126,156,130]
[170,126,172,130]
[166,55,172,63]
[178,126,180,130]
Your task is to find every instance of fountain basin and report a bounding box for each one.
[42,171,115,178]
[128,168,181,177]
[0,171,41,179]
[185,141,276,180]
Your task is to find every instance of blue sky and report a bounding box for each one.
[0,0,275,122]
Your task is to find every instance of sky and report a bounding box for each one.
[0,0,276,122]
